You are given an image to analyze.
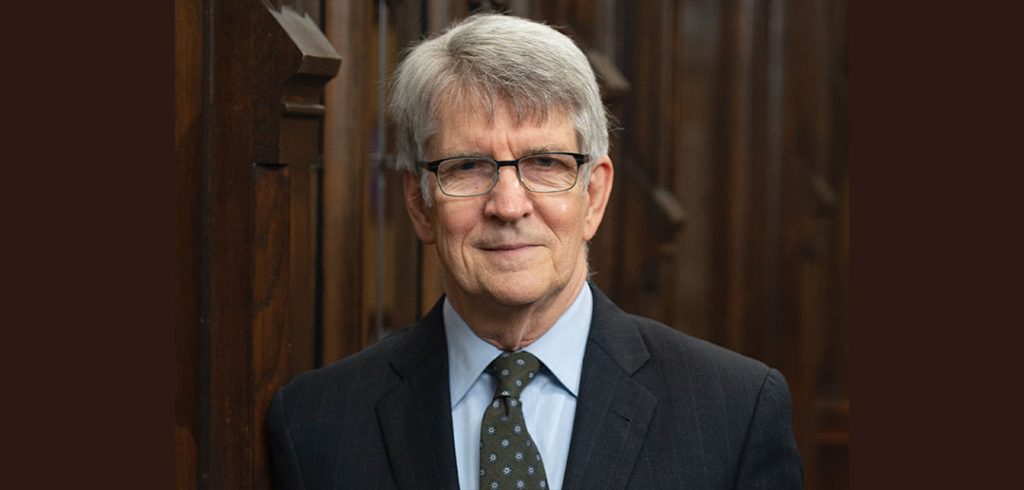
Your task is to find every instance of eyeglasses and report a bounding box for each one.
[416,152,589,197]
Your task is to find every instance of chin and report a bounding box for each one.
[486,290,543,307]
[480,275,560,307]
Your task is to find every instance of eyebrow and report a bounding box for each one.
[433,146,569,160]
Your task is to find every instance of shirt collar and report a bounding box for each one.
[444,284,593,408]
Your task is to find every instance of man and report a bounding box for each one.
[268,13,803,490]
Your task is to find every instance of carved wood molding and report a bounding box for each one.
[587,49,630,101]
[620,158,689,236]
[262,1,341,118]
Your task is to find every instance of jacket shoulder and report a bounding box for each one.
[609,307,780,399]
[639,314,768,371]
[273,322,423,413]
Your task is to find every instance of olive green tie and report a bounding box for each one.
[480,351,549,490]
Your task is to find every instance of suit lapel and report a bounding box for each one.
[562,286,658,490]
[376,300,460,489]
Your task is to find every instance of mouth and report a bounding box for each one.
[482,243,537,252]
[477,242,542,269]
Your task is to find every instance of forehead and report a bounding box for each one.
[430,99,576,157]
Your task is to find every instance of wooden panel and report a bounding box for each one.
[175,0,339,488]
[719,0,756,355]
[779,0,849,488]
[603,0,680,324]
[174,0,203,488]
[250,164,291,490]
[379,168,425,328]
[203,0,258,485]
[390,0,445,328]
[669,0,722,342]
[322,0,374,364]
[253,3,340,487]
[578,1,623,303]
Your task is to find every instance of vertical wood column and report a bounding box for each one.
[202,1,257,485]
[780,0,849,486]
[176,1,339,488]
[669,0,722,342]
[175,0,203,487]
[321,0,374,364]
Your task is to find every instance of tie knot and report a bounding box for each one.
[487,351,541,399]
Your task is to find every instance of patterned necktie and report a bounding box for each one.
[480,351,549,490]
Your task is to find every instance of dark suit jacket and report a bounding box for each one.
[268,285,803,489]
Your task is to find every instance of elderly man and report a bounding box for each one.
[268,13,803,490]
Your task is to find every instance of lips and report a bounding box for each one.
[482,243,536,252]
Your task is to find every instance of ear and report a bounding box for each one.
[403,171,436,244]
[582,155,614,240]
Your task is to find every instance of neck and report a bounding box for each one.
[448,267,588,352]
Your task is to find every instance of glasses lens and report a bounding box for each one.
[437,158,497,196]
[518,154,579,192]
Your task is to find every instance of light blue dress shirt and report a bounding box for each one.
[444,285,592,490]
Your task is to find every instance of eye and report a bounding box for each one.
[439,158,488,173]
[456,159,481,171]
[532,156,559,168]
[522,154,573,171]
[437,158,495,182]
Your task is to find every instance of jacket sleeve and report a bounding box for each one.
[267,387,309,490]
[733,368,805,489]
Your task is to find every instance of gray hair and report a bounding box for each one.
[388,13,608,204]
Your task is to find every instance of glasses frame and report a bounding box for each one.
[416,152,590,197]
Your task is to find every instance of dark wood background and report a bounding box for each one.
[175,0,848,488]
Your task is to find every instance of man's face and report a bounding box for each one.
[405,102,613,311]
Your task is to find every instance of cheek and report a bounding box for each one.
[553,200,572,214]
[546,198,587,234]
[434,203,479,245]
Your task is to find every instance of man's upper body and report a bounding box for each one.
[268,284,803,489]
[268,13,803,489]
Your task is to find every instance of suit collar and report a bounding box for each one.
[562,284,659,490]
[443,283,594,405]
[375,286,658,490]
[376,298,460,489]
[585,284,652,375]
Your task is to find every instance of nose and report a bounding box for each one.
[484,165,533,222]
